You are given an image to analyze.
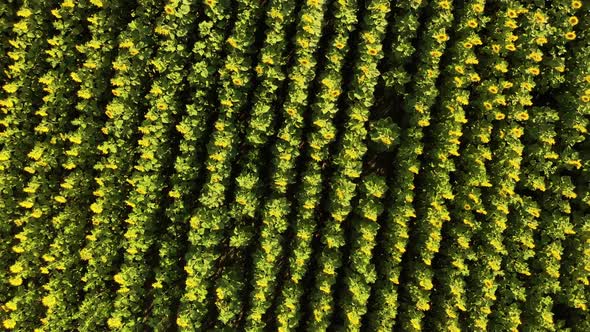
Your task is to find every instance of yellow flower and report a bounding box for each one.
[62,0,75,8]
[505,44,516,51]
[90,203,103,214]
[19,201,34,209]
[83,58,97,68]
[581,95,590,103]
[470,36,483,45]
[3,83,18,93]
[111,88,124,97]
[373,3,389,13]
[367,48,378,56]
[362,32,377,44]
[528,51,542,62]
[505,20,518,29]
[572,1,582,9]
[483,102,493,110]
[55,196,67,203]
[492,44,501,53]
[418,119,430,127]
[536,36,548,45]
[567,160,582,169]
[176,316,190,328]
[32,208,44,218]
[78,90,92,99]
[70,72,83,83]
[154,26,169,36]
[569,16,579,25]
[42,295,57,308]
[307,0,321,8]
[507,9,518,18]
[255,65,263,75]
[119,40,133,49]
[5,302,17,311]
[438,0,451,9]
[565,31,576,40]
[0,98,13,108]
[114,274,125,285]
[534,12,547,24]
[17,8,33,17]
[430,50,442,58]
[90,0,103,7]
[164,5,175,15]
[473,4,484,13]
[227,37,238,48]
[511,127,523,138]
[507,34,519,42]
[3,319,16,329]
[528,67,540,75]
[488,86,498,94]
[463,42,473,49]
[63,162,76,170]
[13,21,28,33]
[107,317,122,329]
[297,38,309,49]
[10,262,24,274]
[435,33,449,42]
[495,112,506,120]
[415,103,425,113]
[521,82,533,91]
[515,112,529,120]
[467,19,478,28]
[9,276,23,286]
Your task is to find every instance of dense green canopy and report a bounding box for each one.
[0,0,588,331]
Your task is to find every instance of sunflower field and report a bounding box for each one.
[0,0,589,331]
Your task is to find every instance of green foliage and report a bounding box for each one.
[0,0,589,331]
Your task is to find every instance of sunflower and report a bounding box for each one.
[435,33,449,42]
[572,1,582,9]
[515,112,529,121]
[536,36,548,45]
[506,9,518,18]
